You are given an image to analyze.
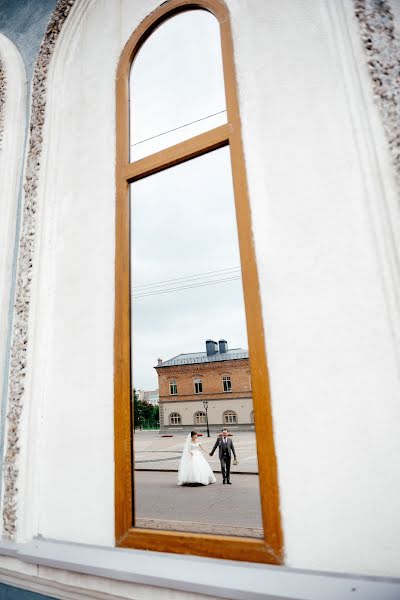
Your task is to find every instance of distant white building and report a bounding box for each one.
[137,389,159,406]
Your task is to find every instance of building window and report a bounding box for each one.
[194,411,206,424]
[169,412,181,425]
[194,378,203,394]
[115,0,283,564]
[223,410,237,424]
[223,376,232,392]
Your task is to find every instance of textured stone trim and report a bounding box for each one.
[0,56,5,148]
[2,0,76,540]
[354,0,400,186]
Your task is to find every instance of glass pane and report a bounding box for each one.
[130,148,263,539]
[129,10,226,161]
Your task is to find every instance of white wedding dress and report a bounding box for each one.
[178,435,216,486]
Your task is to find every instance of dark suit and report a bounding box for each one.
[210,436,236,482]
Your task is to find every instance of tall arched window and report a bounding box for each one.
[169,380,178,395]
[193,378,203,394]
[222,375,232,392]
[115,0,282,565]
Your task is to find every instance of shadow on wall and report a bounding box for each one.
[0,0,59,81]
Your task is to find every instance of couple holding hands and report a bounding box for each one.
[177,428,237,486]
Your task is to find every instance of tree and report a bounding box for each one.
[132,389,143,430]
[132,389,159,430]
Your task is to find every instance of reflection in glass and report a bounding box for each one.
[129,10,226,161]
[131,148,263,538]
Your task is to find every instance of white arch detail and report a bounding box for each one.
[5,0,162,544]
[1,1,82,541]
[0,33,26,518]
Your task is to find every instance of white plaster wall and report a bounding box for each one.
[0,554,218,600]
[162,398,253,425]
[0,35,26,468]
[20,0,400,578]
[228,0,400,576]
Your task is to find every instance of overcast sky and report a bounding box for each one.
[129,10,248,390]
[130,9,227,160]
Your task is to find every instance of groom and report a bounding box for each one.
[209,428,237,484]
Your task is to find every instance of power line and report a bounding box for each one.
[132,275,241,299]
[130,109,227,147]
[132,266,240,291]
[132,275,241,298]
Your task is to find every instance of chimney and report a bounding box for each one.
[219,339,228,354]
[206,339,218,356]
[157,358,163,366]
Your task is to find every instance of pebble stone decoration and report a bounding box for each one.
[1,0,399,539]
[0,57,5,148]
[354,0,400,186]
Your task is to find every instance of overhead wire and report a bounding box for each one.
[132,275,242,299]
[129,113,239,299]
[132,266,240,291]
[130,109,227,147]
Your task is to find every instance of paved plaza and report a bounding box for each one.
[133,431,262,537]
[134,430,259,473]
[135,471,263,538]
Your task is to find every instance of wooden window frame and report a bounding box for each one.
[115,0,283,564]
[169,380,178,395]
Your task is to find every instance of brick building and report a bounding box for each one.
[156,339,254,432]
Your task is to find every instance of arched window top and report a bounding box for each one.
[194,411,206,424]
[223,410,237,424]
[169,412,181,425]
[129,9,226,160]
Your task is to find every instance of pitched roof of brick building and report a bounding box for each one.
[157,348,248,367]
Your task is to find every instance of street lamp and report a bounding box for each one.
[202,400,210,438]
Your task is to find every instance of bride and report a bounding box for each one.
[178,431,216,486]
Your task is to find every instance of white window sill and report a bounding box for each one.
[0,539,399,599]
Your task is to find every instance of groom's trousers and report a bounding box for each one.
[220,454,231,482]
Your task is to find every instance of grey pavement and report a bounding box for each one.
[133,430,259,473]
[134,470,263,538]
